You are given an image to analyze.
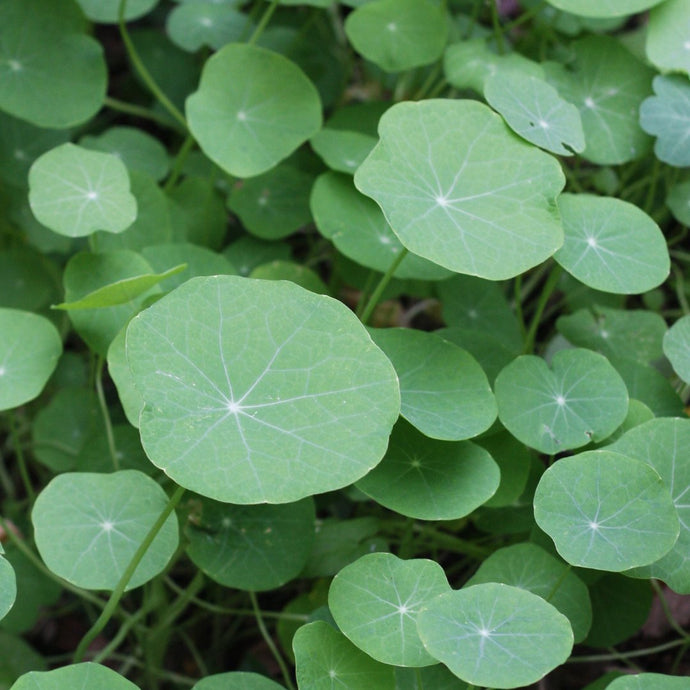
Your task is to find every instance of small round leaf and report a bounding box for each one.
[32,471,179,590]
[126,276,400,504]
[192,672,285,690]
[29,144,137,238]
[329,553,450,667]
[534,450,680,571]
[417,584,573,689]
[354,99,565,280]
[0,309,62,412]
[186,44,322,178]
[664,314,690,384]
[554,194,669,294]
[10,663,139,690]
[0,549,16,622]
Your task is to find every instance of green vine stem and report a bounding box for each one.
[10,411,34,502]
[163,133,196,193]
[248,0,281,46]
[489,0,506,54]
[117,0,188,131]
[249,590,296,690]
[522,263,562,354]
[651,579,690,641]
[359,248,409,325]
[103,97,185,132]
[73,484,186,663]
[95,356,119,472]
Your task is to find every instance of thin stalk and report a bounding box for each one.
[149,570,205,640]
[163,134,196,193]
[514,275,525,339]
[651,580,690,641]
[502,0,548,32]
[103,97,184,132]
[523,264,562,353]
[249,591,296,690]
[643,157,661,214]
[354,270,378,319]
[118,0,188,131]
[567,638,687,663]
[92,602,151,663]
[10,412,34,502]
[359,248,409,324]
[73,484,186,662]
[489,0,506,54]
[673,264,690,315]
[248,0,281,46]
[413,62,442,101]
[95,356,119,471]
[544,564,571,602]
[411,523,490,559]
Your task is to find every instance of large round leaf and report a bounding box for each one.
[544,0,664,18]
[664,314,690,384]
[167,2,251,52]
[356,420,499,520]
[0,309,62,412]
[465,542,592,642]
[126,275,400,504]
[417,584,573,689]
[369,328,496,440]
[534,450,679,571]
[10,663,139,690]
[29,144,137,238]
[76,0,159,22]
[646,0,690,76]
[193,673,285,690]
[640,75,690,167]
[609,419,690,593]
[0,0,106,128]
[32,471,179,590]
[495,348,629,454]
[293,621,395,690]
[544,36,654,165]
[554,194,669,294]
[354,99,565,280]
[329,553,450,667]
[344,0,447,73]
[485,73,585,156]
[0,547,16,622]
[186,43,322,178]
[185,496,315,591]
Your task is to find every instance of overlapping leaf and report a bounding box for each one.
[664,314,690,383]
[10,662,139,689]
[544,0,664,18]
[646,0,690,76]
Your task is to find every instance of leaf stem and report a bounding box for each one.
[103,97,184,132]
[651,579,690,641]
[95,356,119,472]
[568,638,688,663]
[117,0,188,131]
[10,411,34,502]
[249,590,296,690]
[359,248,409,325]
[523,263,562,353]
[489,0,506,54]
[248,0,281,46]
[163,134,196,193]
[73,484,186,663]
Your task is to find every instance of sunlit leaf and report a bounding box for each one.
[646,0,690,77]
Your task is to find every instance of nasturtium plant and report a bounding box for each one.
[4,0,690,687]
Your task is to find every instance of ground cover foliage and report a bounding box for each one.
[2,0,690,688]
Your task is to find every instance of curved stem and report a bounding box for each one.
[103,97,184,132]
[118,0,188,131]
[10,411,34,502]
[95,356,119,471]
[163,134,196,193]
[248,0,281,46]
[523,263,562,353]
[359,248,409,325]
[73,484,186,662]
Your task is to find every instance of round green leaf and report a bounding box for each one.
[667,181,690,226]
[186,43,322,178]
[80,127,170,182]
[310,130,377,174]
[76,0,159,22]
[354,99,565,280]
[646,0,690,76]
[0,549,16,622]
[465,542,592,642]
[293,621,395,690]
[31,387,100,472]
[29,144,137,238]
[485,73,585,156]
[223,236,291,277]
[32,471,179,590]
[417,584,573,689]
[167,2,252,52]
[554,194,669,294]
[108,327,145,429]
[10,662,139,690]
[344,0,447,73]
[495,348,629,454]
[607,673,690,689]
[357,420,499,520]
[369,328,496,440]
[544,0,664,18]
[557,306,667,364]
[63,250,162,357]
[228,164,314,240]
[640,75,690,167]
[0,309,62,412]
[311,173,451,281]
[534,450,679,571]
[126,275,400,504]
[329,553,450,667]
[544,36,654,165]
[185,496,315,591]
[664,314,690,384]
[609,419,690,593]
[0,0,106,128]
[250,260,329,295]
[192,672,285,690]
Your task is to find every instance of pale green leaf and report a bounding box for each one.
[167,2,252,52]
[354,99,565,280]
[0,550,16,622]
[544,0,664,18]
[76,0,159,22]
[10,662,139,689]
[607,673,690,689]
[646,0,690,76]
[192,672,285,690]
[664,314,690,384]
